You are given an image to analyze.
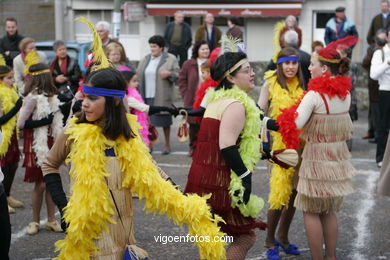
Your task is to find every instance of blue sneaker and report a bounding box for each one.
[266,246,280,260]
[275,239,300,255]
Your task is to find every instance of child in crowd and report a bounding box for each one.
[0,62,23,214]
[121,69,178,148]
[17,63,63,235]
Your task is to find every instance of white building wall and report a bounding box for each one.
[246,18,278,62]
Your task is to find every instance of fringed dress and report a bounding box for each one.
[292,90,356,213]
[0,129,20,168]
[185,98,265,236]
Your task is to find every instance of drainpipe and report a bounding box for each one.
[113,0,122,40]
[55,0,64,40]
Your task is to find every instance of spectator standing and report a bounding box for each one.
[13,37,47,94]
[311,41,324,53]
[137,35,179,154]
[367,0,390,44]
[164,11,192,67]
[0,18,24,68]
[195,13,222,51]
[362,29,387,141]
[95,21,116,47]
[370,28,390,168]
[279,15,302,48]
[50,40,82,124]
[178,40,210,155]
[226,17,243,42]
[324,7,358,47]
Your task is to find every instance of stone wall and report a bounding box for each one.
[0,0,55,41]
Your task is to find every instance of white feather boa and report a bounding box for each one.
[29,93,63,166]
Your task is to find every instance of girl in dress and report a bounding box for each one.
[17,63,63,235]
[257,47,305,260]
[0,62,23,214]
[267,36,357,260]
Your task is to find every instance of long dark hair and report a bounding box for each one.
[275,47,304,91]
[211,52,247,90]
[23,63,58,97]
[77,68,134,141]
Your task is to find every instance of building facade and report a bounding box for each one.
[58,0,379,62]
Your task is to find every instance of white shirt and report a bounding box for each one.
[144,55,162,98]
[370,44,390,91]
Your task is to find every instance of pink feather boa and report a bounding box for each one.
[126,87,150,146]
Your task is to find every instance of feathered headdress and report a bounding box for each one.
[24,51,39,75]
[272,20,286,63]
[316,36,358,63]
[220,35,244,54]
[75,17,110,70]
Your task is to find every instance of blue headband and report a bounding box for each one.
[82,85,126,98]
[276,56,300,64]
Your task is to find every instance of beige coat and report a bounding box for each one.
[13,51,47,95]
[137,52,179,111]
[378,135,390,197]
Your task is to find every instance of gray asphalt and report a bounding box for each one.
[7,109,390,260]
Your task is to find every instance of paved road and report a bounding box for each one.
[7,110,390,260]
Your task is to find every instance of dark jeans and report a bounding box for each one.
[0,184,11,260]
[168,45,188,67]
[376,91,390,163]
[368,100,380,137]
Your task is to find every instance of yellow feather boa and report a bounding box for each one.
[265,71,304,209]
[207,86,265,218]
[54,114,226,260]
[0,83,19,157]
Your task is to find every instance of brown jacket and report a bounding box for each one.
[367,13,390,44]
[194,24,222,51]
[178,59,200,124]
[137,52,179,110]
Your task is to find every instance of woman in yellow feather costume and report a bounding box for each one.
[42,67,226,260]
[257,47,304,259]
[0,61,23,214]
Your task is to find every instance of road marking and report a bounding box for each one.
[349,170,380,260]
[11,212,60,244]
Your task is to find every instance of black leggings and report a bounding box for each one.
[0,185,11,260]
[2,163,18,197]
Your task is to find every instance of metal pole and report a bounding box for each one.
[112,0,122,40]
[54,0,64,40]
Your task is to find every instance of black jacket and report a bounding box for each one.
[50,55,82,93]
[0,33,24,67]
[164,21,192,49]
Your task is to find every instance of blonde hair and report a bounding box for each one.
[19,37,35,53]
[105,42,128,64]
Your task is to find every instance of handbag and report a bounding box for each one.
[57,85,74,102]
[147,116,159,145]
[177,109,189,143]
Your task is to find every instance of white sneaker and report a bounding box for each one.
[378,161,383,168]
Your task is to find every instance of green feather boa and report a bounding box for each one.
[207,86,264,218]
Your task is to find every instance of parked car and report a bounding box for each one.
[35,41,91,72]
